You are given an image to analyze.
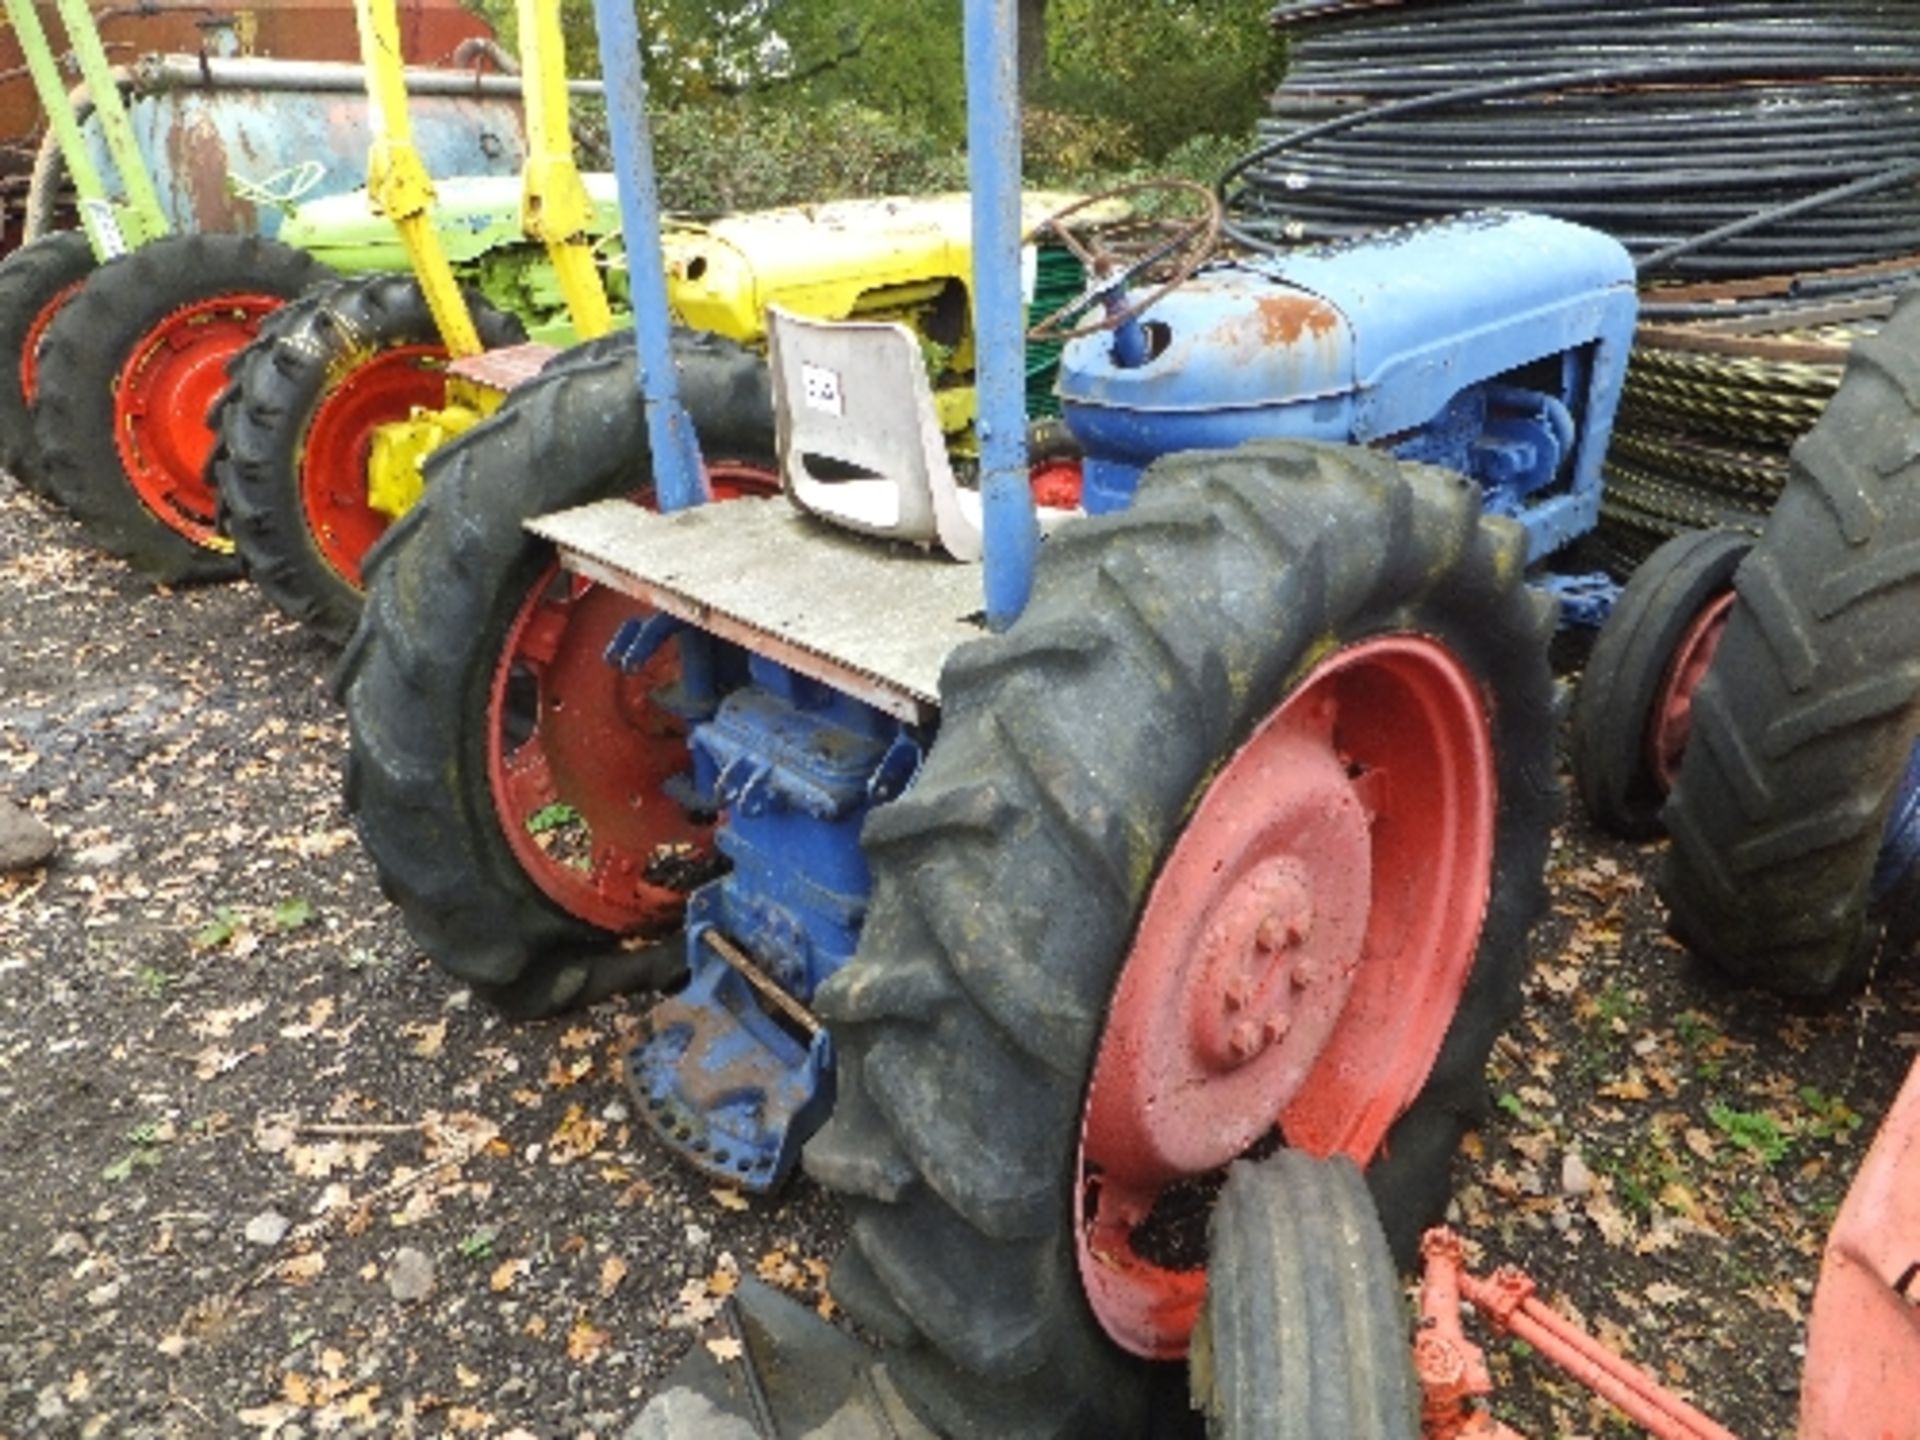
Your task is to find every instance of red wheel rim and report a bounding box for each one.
[1075,635,1496,1359]
[115,292,282,546]
[486,463,779,932]
[1648,591,1734,791]
[300,343,451,587]
[19,279,85,404]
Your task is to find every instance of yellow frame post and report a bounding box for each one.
[353,0,482,355]
[515,0,613,341]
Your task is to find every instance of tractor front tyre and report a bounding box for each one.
[1569,528,1750,838]
[218,273,527,644]
[338,331,777,1017]
[1191,1153,1420,1440]
[803,441,1556,1439]
[0,229,93,494]
[32,233,330,584]
[1661,292,1920,996]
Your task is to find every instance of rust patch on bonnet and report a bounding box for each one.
[1255,293,1341,346]
[164,111,251,235]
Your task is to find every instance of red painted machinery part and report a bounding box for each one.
[1800,1053,1920,1440]
[1076,634,1497,1359]
[485,463,781,934]
[299,343,450,586]
[115,292,281,545]
[1648,591,1735,791]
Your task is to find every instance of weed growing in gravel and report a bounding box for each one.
[1708,1104,1792,1166]
[102,1119,171,1181]
[1795,1085,1863,1140]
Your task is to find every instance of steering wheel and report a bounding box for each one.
[1025,178,1223,343]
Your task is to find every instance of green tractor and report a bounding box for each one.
[0,0,528,580]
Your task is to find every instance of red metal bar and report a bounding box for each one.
[1417,1231,1529,1440]
[1420,1228,1741,1440]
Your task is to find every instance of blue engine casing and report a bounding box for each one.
[1057,211,1638,565]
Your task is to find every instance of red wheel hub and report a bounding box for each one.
[1648,591,1734,791]
[1076,636,1496,1359]
[20,279,85,404]
[115,292,282,546]
[487,463,779,932]
[300,343,451,587]
[1030,456,1083,510]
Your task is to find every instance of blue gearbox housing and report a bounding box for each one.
[1057,211,1638,574]
[627,654,922,1190]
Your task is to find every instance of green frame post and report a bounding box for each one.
[4,0,170,257]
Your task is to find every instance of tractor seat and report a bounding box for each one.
[765,305,1076,562]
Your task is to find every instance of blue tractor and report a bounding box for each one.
[341,3,1637,1433]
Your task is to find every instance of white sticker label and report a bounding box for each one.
[802,362,844,416]
[78,199,128,259]
[1021,243,1039,306]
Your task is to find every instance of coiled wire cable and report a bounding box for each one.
[1232,0,1920,280]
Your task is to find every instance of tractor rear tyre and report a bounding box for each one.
[217,272,527,644]
[803,441,1556,1439]
[1661,292,1920,996]
[33,234,330,584]
[338,330,777,1017]
[1191,1152,1420,1440]
[1570,528,1750,838]
[0,229,92,494]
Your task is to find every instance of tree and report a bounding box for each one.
[1019,0,1050,85]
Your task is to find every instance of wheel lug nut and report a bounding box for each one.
[1223,976,1250,1012]
[1264,1013,1290,1044]
[1229,1020,1261,1060]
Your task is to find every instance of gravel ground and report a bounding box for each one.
[3,478,1916,1440]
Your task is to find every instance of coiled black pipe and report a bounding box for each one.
[1232,0,1920,280]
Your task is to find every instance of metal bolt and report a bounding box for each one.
[1263,1013,1291,1044]
[1223,976,1250,1012]
[1255,909,1311,954]
[1229,1020,1262,1060]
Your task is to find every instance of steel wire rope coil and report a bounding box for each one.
[1235,0,1920,279]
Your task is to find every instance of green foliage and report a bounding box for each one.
[1036,0,1285,163]
[1795,1085,1864,1141]
[103,1119,170,1182]
[526,802,583,835]
[271,898,316,932]
[465,0,968,140]
[1707,1103,1792,1167]
[648,99,965,214]
[462,0,1277,207]
[193,905,241,950]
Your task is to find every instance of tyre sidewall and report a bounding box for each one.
[1571,528,1750,837]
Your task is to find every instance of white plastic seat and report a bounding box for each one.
[766,305,1080,562]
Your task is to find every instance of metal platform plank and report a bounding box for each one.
[527,497,987,723]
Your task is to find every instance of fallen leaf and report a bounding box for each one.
[566,1317,610,1364]
[490,1258,529,1293]
[405,1019,447,1059]
[548,1105,607,1164]
[1598,1072,1651,1102]
[711,1187,749,1213]
[705,1336,744,1362]
[599,1255,629,1297]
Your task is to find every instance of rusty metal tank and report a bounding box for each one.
[0,0,499,231]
